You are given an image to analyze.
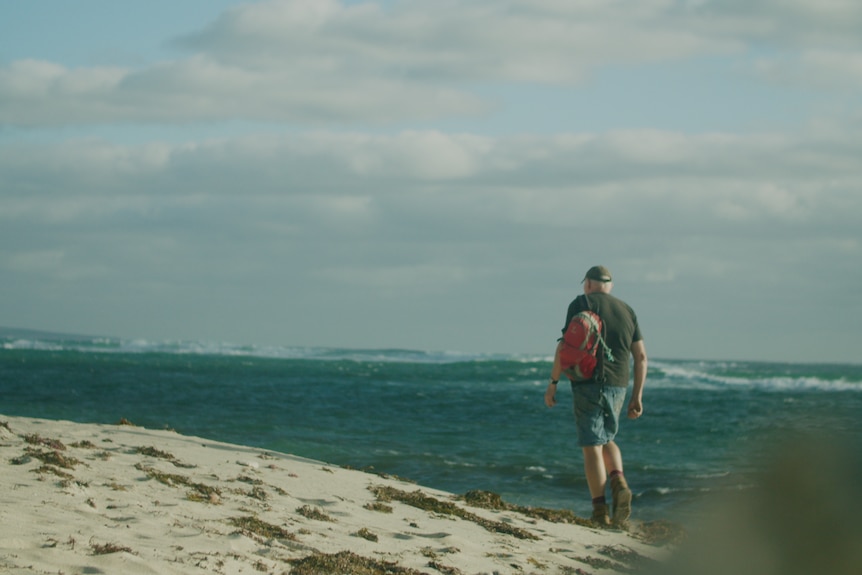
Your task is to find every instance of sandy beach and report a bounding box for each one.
[0,414,674,574]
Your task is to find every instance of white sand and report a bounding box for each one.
[0,415,670,574]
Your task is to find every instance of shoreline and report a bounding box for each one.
[0,414,675,574]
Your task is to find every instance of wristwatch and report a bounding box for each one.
[548,378,558,386]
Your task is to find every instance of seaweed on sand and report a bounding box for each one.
[573,553,621,571]
[135,446,176,460]
[365,501,393,513]
[22,447,81,469]
[227,516,296,541]
[464,489,685,545]
[353,527,379,542]
[463,489,593,528]
[90,542,134,555]
[297,505,335,522]
[135,446,195,468]
[69,440,97,449]
[370,485,538,541]
[33,464,75,480]
[23,433,67,451]
[134,463,221,503]
[287,551,426,575]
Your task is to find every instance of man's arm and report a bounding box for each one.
[627,339,647,419]
[545,341,565,408]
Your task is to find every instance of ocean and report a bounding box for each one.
[2,331,861,525]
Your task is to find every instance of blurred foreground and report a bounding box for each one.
[654,430,862,575]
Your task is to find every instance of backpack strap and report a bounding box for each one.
[596,328,614,362]
[586,294,614,361]
[589,296,615,383]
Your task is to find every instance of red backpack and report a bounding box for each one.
[559,309,614,382]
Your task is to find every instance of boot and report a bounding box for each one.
[590,502,611,527]
[610,474,632,529]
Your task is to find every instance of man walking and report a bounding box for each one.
[545,265,647,528]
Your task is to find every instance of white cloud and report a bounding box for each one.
[0,0,752,128]
[754,50,862,90]
[184,0,737,76]
[1,0,860,129]
[3,127,859,225]
[692,0,862,47]
[2,0,859,129]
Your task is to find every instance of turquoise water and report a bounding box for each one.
[2,331,860,524]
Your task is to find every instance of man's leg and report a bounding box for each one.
[602,440,623,473]
[602,441,632,528]
[583,444,610,526]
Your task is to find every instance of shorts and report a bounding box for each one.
[571,382,627,447]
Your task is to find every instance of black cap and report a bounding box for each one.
[582,265,612,283]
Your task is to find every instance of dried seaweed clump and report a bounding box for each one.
[464,490,684,545]
[34,464,75,479]
[69,440,97,449]
[462,490,507,510]
[370,485,538,541]
[23,433,67,451]
[297,505,335,522]
[135,445,176,460]
[353,527,378,542]
[365,501,393,514]
[428,560,462,575]
[247,485,268,501]
[91,542,133,555]
[228,516,296,541]
[134,463,221,503]
[573,553,621,572]
[23,447,81,469]
[135,446,195,468]
[464,489,593,528]
[288,551,426,575]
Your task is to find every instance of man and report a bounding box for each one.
[545,265,647,529]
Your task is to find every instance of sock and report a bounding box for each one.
[592,496,607,506]
[609,470,624,480]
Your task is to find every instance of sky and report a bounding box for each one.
[1,0,861,363]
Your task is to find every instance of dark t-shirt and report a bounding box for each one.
[562,292,643,387]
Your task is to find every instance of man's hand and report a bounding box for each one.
[627,397,643,419]
[544,383,557,408]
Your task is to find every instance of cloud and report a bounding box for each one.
[696,0,862,48]
[0,56,485,127]
[3,0,861,129]
[3,0,860,128]
[181,0,737,78]
[754,50,862,90]
[3,126,859,267]
[0,0,750,128]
